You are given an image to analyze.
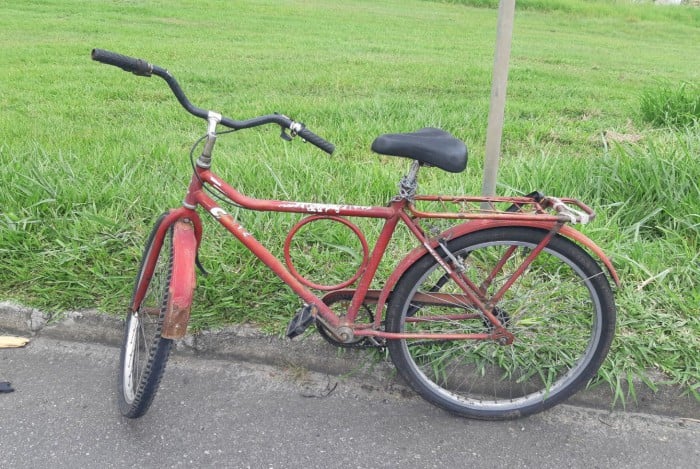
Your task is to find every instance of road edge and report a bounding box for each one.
[1,301,697,419]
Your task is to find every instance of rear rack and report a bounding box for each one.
[409,195,596,225]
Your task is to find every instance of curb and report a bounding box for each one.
[1,301,698,419]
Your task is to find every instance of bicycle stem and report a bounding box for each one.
[195,112,223,169]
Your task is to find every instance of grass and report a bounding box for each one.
[640,81,700,127]
[0,0,698,400]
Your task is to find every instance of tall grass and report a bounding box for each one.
[0,0,698,398]
[640,81,700,127]
[498,124,699,395]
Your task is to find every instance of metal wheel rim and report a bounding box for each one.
[122,313,141,403]
[400,240,604,411]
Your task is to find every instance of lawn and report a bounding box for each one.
[0,0,698,400]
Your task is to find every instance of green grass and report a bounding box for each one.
[640,81,700,127]
[0,0,698,400]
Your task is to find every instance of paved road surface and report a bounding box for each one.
[1,338,698,468]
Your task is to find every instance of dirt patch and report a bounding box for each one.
[603,130,644,144]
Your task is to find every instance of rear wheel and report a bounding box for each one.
[118,216,174,418]
[386,227,616,420]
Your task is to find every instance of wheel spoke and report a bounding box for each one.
[387,228,615,419]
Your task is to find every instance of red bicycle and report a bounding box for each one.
[92,49,618,420]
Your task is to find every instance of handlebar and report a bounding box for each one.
[91,48,335,155]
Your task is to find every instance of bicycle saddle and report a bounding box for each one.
[371,127,468,173]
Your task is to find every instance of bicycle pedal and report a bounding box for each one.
[286,304,316,339]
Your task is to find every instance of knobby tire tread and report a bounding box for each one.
[118,215,174,418]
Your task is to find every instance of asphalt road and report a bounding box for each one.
[1,338,698,468]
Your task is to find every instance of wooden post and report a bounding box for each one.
[481,0,516,202]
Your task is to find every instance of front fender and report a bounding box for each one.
[373,220,619,324]
[162,219,198,339]
[131,207,202,340]
[131,208,203,313]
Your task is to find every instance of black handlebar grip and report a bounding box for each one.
[298,128,335,155]
[91,49,153,77]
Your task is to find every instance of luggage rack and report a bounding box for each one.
[409,194,596,225]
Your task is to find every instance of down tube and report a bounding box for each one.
[194,194,341,327]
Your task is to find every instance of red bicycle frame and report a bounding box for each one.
[132,156,619,342]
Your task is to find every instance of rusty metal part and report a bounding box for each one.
[162,220,198,339]
[161,302,192,340]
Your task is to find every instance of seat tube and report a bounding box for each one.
[346,211,402,322]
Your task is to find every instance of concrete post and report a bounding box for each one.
[481,0,516,203]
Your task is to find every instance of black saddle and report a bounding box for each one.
[371,128,468,173]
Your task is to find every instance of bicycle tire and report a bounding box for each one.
[386,227,616,420]
[118,216,174,418]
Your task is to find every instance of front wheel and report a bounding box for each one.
[118,216,174,418]
[386,227,616,420]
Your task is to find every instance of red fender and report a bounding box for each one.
[373,220,619,324]
[161,217,199,339]
[131,208,202,309]
[131,207,202,339]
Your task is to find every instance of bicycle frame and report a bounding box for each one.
[132,154,619,342]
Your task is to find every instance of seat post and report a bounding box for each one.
[396,160,421,201]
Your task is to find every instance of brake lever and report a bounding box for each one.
[279,119,305,142]
[279,126,293,141]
